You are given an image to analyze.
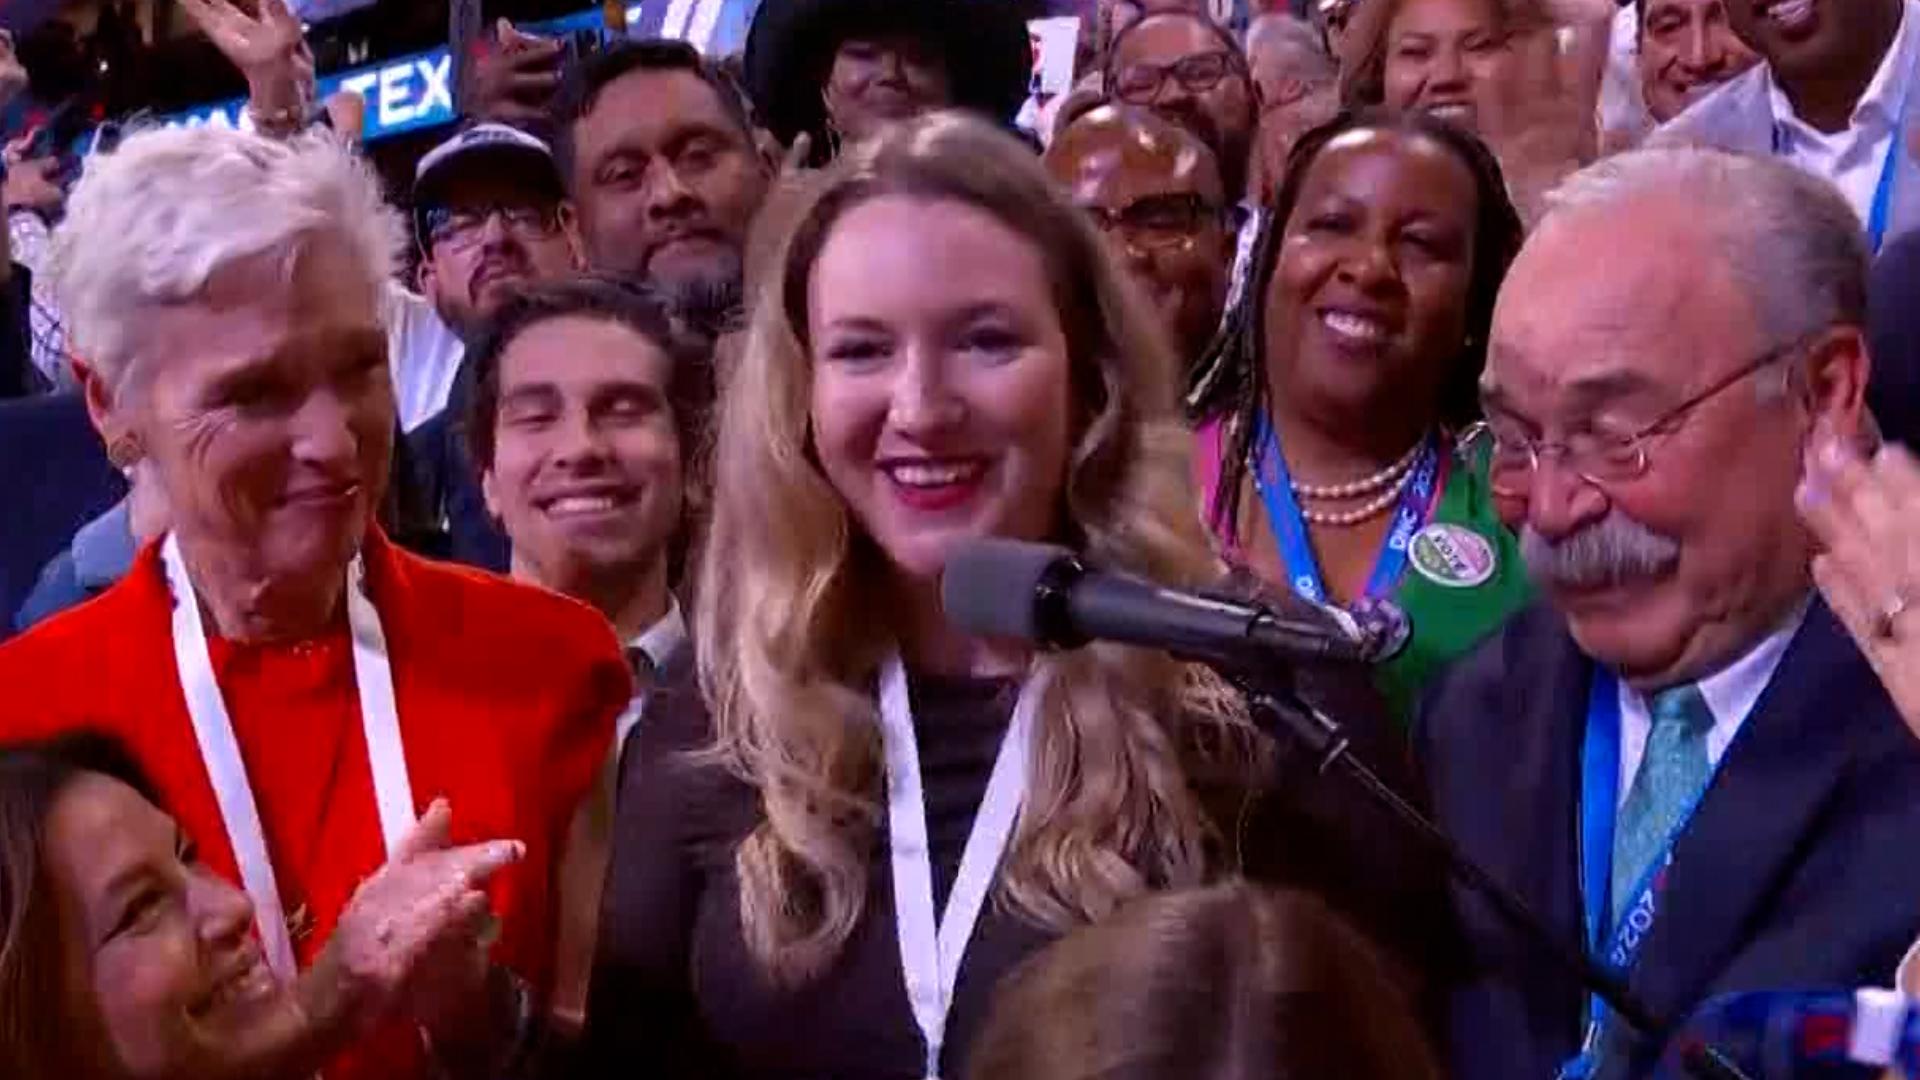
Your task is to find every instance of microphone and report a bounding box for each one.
[942,539,1754,1080]
[939,539,1400,670]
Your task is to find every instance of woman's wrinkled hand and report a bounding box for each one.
[295,800,524,1042]
[1799,429,1920,739]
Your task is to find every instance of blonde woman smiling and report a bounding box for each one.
[582,112,1438,1080]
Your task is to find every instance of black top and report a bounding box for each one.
[578,657,1444,1080]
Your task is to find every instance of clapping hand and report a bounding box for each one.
[177,0,314,123]
[1798,431,1920,739]
[295,800,524,1043]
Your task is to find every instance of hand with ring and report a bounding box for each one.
[1798,428,1920,738]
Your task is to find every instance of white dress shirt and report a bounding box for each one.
[1765,0,1920,231]
[1614,602,1807,806]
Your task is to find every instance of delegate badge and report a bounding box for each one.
[1409,523,1497,589]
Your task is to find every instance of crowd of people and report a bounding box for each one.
[3,0,1920,1077]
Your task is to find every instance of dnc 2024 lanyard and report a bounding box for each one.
[1559,671,1731,1079]
[1250,410,1448,604]
[163,533,416,980]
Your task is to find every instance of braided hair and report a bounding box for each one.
[1189,106,1523,544]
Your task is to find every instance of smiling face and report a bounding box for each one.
[102,237,393,594]
[807,195,1075,584]
[1482,196,1826,684]
[1382,0,1516,134]
[1638,0,1761,122]
[822,34,955,144]
[481,314,685,597]
[1045,106,1231,365]
[46,774,283,1079]
[1724,0,1900,86]
[1267,127,1480,432]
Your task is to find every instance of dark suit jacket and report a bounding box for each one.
[0,393,125,639]
[406,370,509,573]
[1869,228,1920,449]
[1416,599,1920,1079]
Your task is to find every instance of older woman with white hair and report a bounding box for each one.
[0,126,630,1079]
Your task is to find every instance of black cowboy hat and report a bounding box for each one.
[743,0,1041,162]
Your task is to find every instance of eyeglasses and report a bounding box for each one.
[1112,52,1240,105]
[423,202,560,252]
[1083,193,1224,250]
[1464,337,1811,498]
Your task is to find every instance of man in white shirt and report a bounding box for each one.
[1655,0,1918,251]
[1420,146,1920,1079]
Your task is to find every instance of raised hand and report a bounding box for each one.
[0,30,30,110]
[4,137,67,217]
[178,0,314,122]
[464,18,565,127]
[1798,432,1920,739]
[1483,0,1612,225]
[294,800,525,1042]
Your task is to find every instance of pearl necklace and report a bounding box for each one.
[1298,464,1420,527]
[1288,438,1424,500]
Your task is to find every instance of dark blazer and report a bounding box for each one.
[406,373,509,573]
[1869,228,1920,449]
[0,392,125,639]
[1416,599,1920,1079]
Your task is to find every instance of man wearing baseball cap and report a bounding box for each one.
[398,121,582,432]
[403,122,584,568]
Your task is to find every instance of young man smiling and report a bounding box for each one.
[461,274,709,1033]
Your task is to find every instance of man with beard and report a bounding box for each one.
[1045,104,1231,378]
[1420,146,1920,1079]
[1106,10,1260,204]
[402,124,583,426]
[1654,0,1918,251]
[551,39,773,320]
[405,124,585,568]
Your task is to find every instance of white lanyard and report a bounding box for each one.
[162,533,416,979]
[878,652,1048,1080]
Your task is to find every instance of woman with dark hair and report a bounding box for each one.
[1191,108,1531,718]
[967,883,1442,1080]
[0,732,522,1079]
[741,0,1039,165]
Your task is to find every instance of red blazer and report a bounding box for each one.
[0,528,630,1078]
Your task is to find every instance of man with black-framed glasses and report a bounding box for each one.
[405,123,586,569]
[1106,10,1259,204]
[408,124,584,423]
[1419,146,1920,1080]
[1045,103,1233,374]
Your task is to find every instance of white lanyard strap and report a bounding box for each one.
[162,534,415,980]
[878,652,1048,1080]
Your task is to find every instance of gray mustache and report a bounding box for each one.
[1521,510,1681,589]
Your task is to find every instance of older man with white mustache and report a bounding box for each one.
[1417,145,1920,1080]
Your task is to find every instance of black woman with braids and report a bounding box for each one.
[1190,108,1531,719]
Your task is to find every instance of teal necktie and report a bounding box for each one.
[1610,684,1714,929]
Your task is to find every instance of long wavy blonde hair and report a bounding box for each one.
[696,111,1261,986]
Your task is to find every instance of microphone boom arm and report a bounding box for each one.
[1240,677,1752,1080]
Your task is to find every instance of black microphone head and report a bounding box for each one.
[940,538,1077,643]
